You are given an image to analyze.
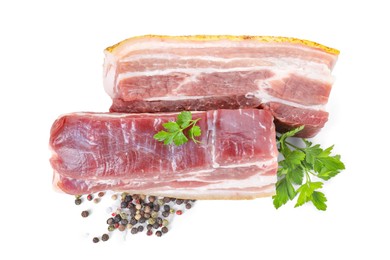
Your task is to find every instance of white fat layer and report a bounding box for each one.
[116,64,332,83]
[120,55,331,79]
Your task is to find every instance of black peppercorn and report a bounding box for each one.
[101,234,109,242]
[92,237,99,243]
[81,210,89,218]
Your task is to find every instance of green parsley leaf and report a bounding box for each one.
[273,126,345,211]
[154,111,202,146]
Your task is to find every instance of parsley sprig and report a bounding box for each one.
[153,111,202,146]
[273,126,345,211]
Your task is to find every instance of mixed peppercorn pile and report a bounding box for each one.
[74,192,195,243]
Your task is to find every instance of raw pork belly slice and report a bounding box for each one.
[49,109,277,199]
[103,35,339,137]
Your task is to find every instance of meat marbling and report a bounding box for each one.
[103,35,339,137]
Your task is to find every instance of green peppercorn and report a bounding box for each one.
[170,209,175,214]
[157,199,164,206]
[101,234,109,242]
[120,212,127,219]
[162,219,169,227]
[148,218,156,225]
[108,225,115,232]
[151,211,158,218]
[81,210,89,218]
[92,237,99,243]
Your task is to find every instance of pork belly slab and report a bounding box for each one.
[103,35,339,137]
[50,109,277,199]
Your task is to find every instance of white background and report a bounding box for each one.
[1,0,389,259]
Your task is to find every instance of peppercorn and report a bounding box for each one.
[93,198,100,204]
[121,201,128,208]
[135,214,141,221]
[157,199,164,206]
[162,211,169,218]
[114,223,119,228]
[101,234,109,242]
[108,225,115,232]
[156,217,163,225]
[124,194,132,203]
[161,226,168,233]
[144,213,151,219]
[75,198,82,205]
[163,205,170,212]
[129,207,136,216]
[151,211,159,219]
[81,210,89,218]
[135,204,142,210]
[106,218,114,225]
[148,196,156,203]
[98,191,105,197]
[162,219,169,227]
[156,231,162,237]
[163,197,170,203]
[118,224,126,232]
[170,209,175,214]
[176,210,183,215]
[111,194,118,200]
[126,223,133,229]
[87,194,93,201]
[176,199,183,205]
[140,194,146,201]
[121,192,128,200]
[121,219,128,225]
[185,203,192,209]
[147,230,153,236]
[132,194,140,201]
[144,206,151,213]
[120,212,127,219]
[137,225,144,232]
[139,217,146,223]
[131,227,138,235]
[153,223,159,229]
[93,237,99,243]
[130,217,138,225]
[153,204,160,212]
[114,214,122,222]
[148,218,156,225]
[146,224,153,230]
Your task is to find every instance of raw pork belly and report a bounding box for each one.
[103,35,339,137]
[50,109,278,199]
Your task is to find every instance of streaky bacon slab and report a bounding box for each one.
[50,109,278,199]
[103,35,339,137]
